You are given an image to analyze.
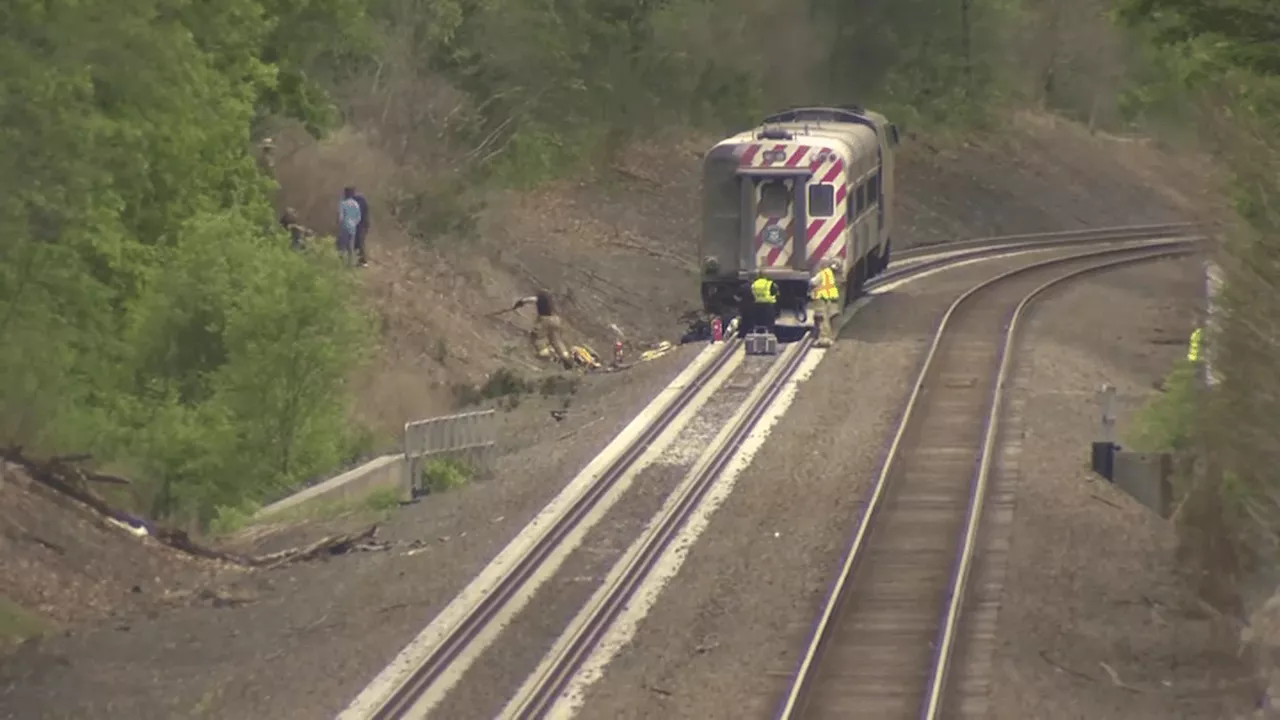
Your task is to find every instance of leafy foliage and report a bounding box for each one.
[1116,0,1280,604]
[0,0,374,527]
[8,0,1240,529]
[1115,0,1280,76]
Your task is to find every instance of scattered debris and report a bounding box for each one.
[569,344,603,369]
[680,312,714,344]
[0,446,399,570]
[638,341,675,362]
[107,517,149,537]
[643,683,674,697]
[1039,649,1097,682]
[1090,493,1124,511]
[253,526,382,570]
[1098,661,1143,693]
[556,416,602,442]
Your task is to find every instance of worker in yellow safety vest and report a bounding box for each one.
[809,259,841,347]
[1187,326,1203,363]
[748,269,779,334]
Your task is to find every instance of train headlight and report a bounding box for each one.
[703,256,720,275]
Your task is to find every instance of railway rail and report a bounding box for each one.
[340,225,1198,720]
[502,337,816,718]
[774,239,1196,720]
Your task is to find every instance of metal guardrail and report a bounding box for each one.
[403,409,496,494]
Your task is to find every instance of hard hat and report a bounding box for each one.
[826,258,841,270]
[259,137,274,150]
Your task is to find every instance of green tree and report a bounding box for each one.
[0,0,376,526]
[1116,0,1280,610]
[1115,0,1280,76]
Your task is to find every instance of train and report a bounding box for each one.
[698,105,900,333]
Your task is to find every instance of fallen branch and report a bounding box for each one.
[1090,493,1123,511]
[1,446,150,534]
[254,525,380,570]
[152,526,254,565]
[0,446,383,569]
[609,165,661,188]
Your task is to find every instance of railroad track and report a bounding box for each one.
[339,225,1197,720]
[501,336,816,718]
[773,240,1196,720]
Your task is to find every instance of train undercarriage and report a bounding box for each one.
[699,239,891,343]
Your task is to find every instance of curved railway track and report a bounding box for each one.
[340,224,1198,720]
[773,240,1196,720]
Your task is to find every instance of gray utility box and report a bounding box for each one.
[745,330,778,355]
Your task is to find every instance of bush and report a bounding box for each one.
[421,457,472,494]
[453,367,536,408]
[51,212,376,527]
[1127,360,1199,453]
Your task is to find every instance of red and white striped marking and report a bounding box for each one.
[738,142,850,269]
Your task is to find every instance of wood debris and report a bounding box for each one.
[1,446,390,570]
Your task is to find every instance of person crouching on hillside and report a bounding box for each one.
[513,289,573,369]
[280,207,314,251]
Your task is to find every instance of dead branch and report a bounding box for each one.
[608,235,692,267]
[152,527,255,565]
[253,525,380,569]
[2,446,141,529]
[0,446,383,570]
[610,165,662,187]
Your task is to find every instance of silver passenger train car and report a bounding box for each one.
[699,105,900,329]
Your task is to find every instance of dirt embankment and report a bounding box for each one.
[0,110,1223,720]
[277,110,1217,440]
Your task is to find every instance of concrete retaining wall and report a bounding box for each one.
[254,454,409,521]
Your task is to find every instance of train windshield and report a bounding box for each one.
[758,180,791,218]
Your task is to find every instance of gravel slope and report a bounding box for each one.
[0,348,701,720]
[982,258,1253,718]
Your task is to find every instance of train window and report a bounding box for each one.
[868,172,880,203]
[706,161,741,218]
[856,184,867,215]
[807,184,835,218]
[758,180,791,218]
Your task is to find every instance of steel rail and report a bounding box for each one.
[367,337,744,719]
[918,245,1194,719]
[890,221,1198,263]
[877,222,1200,288]
[506,335,817,718]
[774,238,1196,720]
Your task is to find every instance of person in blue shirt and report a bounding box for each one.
[338,187,362,266]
